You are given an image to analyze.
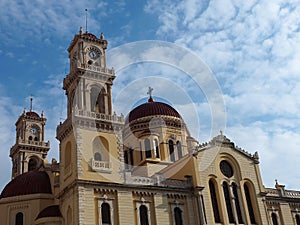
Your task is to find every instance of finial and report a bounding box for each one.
[23,108,26,115]
[41,111,44,118]
[30,96,33,112]
[85,9,88,33]
[147,87,154,102]
[220,130,223,136]
[79,26,82,35]
[100,32,104,40]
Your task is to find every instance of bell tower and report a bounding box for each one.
[10,105,50,179]
[56,28,124,193]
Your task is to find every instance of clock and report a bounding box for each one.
[89,50,99,59]
[30,127,38,134]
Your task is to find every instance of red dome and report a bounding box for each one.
[0,171,52,198]
[26,111,40,118]
[36,205,62,220]
[128,99,181,123]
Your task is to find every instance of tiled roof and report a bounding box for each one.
[0,171,52,198]
[36,205,62,220]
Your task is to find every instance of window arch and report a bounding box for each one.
[145,139,151,158]
[174,207,183,225]
[209,180,221,223]
[271,213,279,225]
[28,136,33,141]
[139,205,149,225]
[177,141,182,159]
[244,183,256,224]
[223,181,234,223]
[90,86,105,113]
[296,214,300,225]
[34,137,38,141]
[154,139,159,158]
[232,182,243,224]
[15,212,23,225]
[101,203,111,225]
[169,140,175,162]
[65,142,72,168]
[28,158,38,171]
[93,136,109,161]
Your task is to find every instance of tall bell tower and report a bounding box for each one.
[10,104,50,179]
[56,28,124,194]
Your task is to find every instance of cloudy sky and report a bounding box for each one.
[0,0,299,191]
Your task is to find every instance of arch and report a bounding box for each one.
[90,86,106,113]
[169,140,175,162]
[28,157,38,171]
[271,212,279,225]
[15,212,23,225]
[296,214,300,225]
[232,182,243,224]
[177,141,182,159]
[174,207,183,225]
[65,142,72,168]
[144,139,151,158]
[209,179,221,223]
[93,136,109,161]
[223,181,234,223]
[244,182,256,224]
[101,202,111,224]
[28,136,33,141]
[139,205,149,225]
[154,139,160,158]
[34,136,38,141]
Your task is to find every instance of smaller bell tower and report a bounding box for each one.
[10,103,50,179]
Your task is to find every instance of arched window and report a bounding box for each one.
[177,141,182,159]
[140,142,143,161]
[34,137,38,141]
[101,203,111,225]
[129,148,134,166]
[296,214,300,225]
[174,207,183,225]
[232,183,243,224]
[271,213,279,225]
[169,140,175,162]
[154,139,160,158]
[28,158,38,171]
[15,212,23,225]
[244,183,256,224]
[29,136,33,141]
[145,139,151,158]
[223,181,234,223]
[93,137,109,161]
[90,87,105,113]
[139,205,149,225]
[209,180,221,223]
[94,152,102,161]
[65,142,72,168]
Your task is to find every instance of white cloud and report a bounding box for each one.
[145,0,300,189]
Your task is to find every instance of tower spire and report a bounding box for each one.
[30,95,33,112]
[85,9,88,33]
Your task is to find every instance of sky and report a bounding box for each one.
[0,0,300,191]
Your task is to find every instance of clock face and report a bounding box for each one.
[30,127,38,134]
[89,50,99,59]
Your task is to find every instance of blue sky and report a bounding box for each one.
[0,0,300,191]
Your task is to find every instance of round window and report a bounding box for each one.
[220,160,233,178]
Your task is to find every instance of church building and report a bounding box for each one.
[0,28,300,225]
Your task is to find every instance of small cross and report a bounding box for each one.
[147,86,153,98]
